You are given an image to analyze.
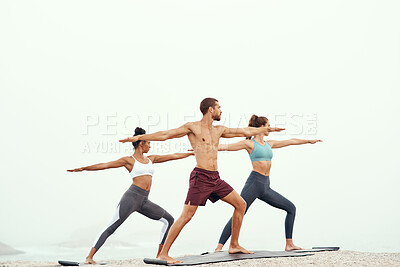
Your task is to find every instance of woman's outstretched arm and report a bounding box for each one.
[218,140,251,151]
[268,139,322,149]
[67,157,128,172]
[148,152,194,164]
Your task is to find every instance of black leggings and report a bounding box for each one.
[218,171,296,245]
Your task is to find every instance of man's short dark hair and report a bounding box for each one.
[200,98,218,115]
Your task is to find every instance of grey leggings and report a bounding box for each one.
[218,171,296,245]
[93,184,174,250]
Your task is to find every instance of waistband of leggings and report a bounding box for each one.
[128,184,150,196]
[249,171,270,180]
[193,167,219,175]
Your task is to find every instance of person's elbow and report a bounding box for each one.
[243,131,252,138]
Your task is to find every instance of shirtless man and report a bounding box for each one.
[119,98,284,263]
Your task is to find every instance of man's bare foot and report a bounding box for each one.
[215,243,224,252]
[158,255,183,264]
[85,257,97,264]
[229,245,254,254]
[285,244,303,251]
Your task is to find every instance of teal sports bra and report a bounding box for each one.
[249,139,273,162]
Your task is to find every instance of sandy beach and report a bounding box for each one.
[1,251,399,267]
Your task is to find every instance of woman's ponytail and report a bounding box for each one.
[247,115,268,139]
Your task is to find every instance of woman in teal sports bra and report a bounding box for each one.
[215,115,322,251]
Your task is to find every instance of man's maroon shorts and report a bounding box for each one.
[184,167,234,206]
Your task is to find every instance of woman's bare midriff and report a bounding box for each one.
[132,175,152,191]
[251,161,272,176]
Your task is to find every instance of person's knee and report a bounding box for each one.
[186,211,196,222]
[287,203,296,215]
[235,198,247,214]
[164,212,174,225]
[180,210,195,223]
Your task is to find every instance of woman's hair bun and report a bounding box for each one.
[132,127,146,149]
[134,127,146,136]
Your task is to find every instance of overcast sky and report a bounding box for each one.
[1,0,399,254]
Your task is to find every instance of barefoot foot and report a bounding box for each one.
[229,245,254,254]
[85,257,97,264]
[215,243,224,252]
[285,244,303,251]
[158,255,183,264]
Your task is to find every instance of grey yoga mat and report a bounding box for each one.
[143,250,314,266]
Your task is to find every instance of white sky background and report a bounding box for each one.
[1,0,399,255]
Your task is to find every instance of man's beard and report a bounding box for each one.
[213,114,221,121]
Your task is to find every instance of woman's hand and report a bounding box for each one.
[309,139,322,144]
[119,136,138,143]
[267,127,285,132]
[67,167,84,172]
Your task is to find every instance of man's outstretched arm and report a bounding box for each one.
[221,126,285,138]
[119,123,192,143]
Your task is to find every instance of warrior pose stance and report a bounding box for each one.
[215,115,322,252]
[68,127,194,264]
[120,98,284,263]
